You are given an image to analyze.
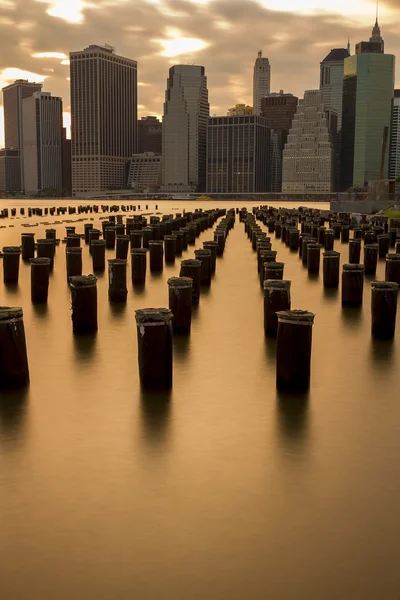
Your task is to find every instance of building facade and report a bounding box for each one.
[341,22,394,190]
[0,149,20,193]
[62,127,72,195]
[227,104,253,117]
[2,79,43,191]
[138,116,162,154]
[162,65,209,192]
[389,90,400,181]
[207,115,270,193]
[282,90,336,193]
[128,153,162,189]
[70,44,137,194]
[261,91,298,192]
[253,51,270,116]
[22,92,63,194]
[320,48,349,132]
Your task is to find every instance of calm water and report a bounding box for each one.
[0,200,399,600]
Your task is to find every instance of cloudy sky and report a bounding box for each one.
[0,0,399,145]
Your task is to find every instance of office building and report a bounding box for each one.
[0,149,20,192]
[227,104,253,117]
[2,79,43,190]
[341,21,394,190]
[261,91,298,192]
[128,153,162,190]
[138,116,162,154]
[320,48,349,131]
[162,65,209,192]
[22,92,63,194]
[70,44,137,194]
[282,90,336,193]
[389,90,400,181]
[62,127,72,195]
[207,115,270,193]
[253,51,271,116]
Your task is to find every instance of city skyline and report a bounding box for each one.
[1,0,400,146]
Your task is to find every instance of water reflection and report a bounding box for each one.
[73,332,97,362]
[369,338,395,371]
[341,305,363,328]
[276,389,310,449]
[264,336,277,364]
[307,272,319,282]
[173,333,191,362]
[32,302,49,319]
[132,283,146,297]
[0,388,29,448]
[139,389,172,447]
[109,301,127,319]
[4,282,20,296]
[323,286,339,303]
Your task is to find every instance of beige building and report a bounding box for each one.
[282,90,336,193]
[227,104,253,117]
[70,44,137,194]
[22,92,63,194]
[253,51,270,116]
[162,65,209,193]
[128,153,162,190]
[2,79,43,191]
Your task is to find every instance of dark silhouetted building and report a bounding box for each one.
[0,149,20,192]
[207,115,270,193]
[138,116,162,154]
[62,127,72,195]
[261,91,298,192]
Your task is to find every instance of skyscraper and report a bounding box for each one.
[389,90,400,181]
[320,48,349,132]
[70,44,137,194]
[2,79,43,190]
[341,21,394,189]
[207,115,270,193]
[282,90,336,193]
[138,116,162,154]
[261,91,298,192]
[22,92,63,194]
[162,65,209,192]
[253,51,271,116]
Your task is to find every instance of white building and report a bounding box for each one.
[70,44,137,194]
[162,65,209,193]
[22,92,63,194]
[128,153,162,189]
[282,90,336,193]
[389,90,400,181]
[253,50,270,116]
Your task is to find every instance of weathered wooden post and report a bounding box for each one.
[276,310,315,391]
[0,307,29,388]
[168,277,193,333]
[371,281,398,339]
[69,275,98,333]
[135,308,173,390]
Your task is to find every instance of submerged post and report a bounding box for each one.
[263,280,291,337]
[69,275,98,333]
[276,309,315,391]
[0,307,29,388]
[371,281,398,339]
[3,247,21,283]
[342,264,364,306]
[135,308,173,390]
[108,259,128,302]
[180,259,201,304]
[30,257,50,303]
[131,248,147,284]
[168,277,193,333]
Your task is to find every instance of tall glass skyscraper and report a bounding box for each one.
[341,22,394,190]
[162,65,209,192]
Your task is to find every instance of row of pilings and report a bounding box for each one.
[240,205,400,392]
[0,208,237,390]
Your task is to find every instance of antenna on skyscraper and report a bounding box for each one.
[376,0,379,20]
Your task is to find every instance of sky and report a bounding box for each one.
[0,0,399,146]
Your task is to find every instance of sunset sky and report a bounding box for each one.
[0,0,399,145]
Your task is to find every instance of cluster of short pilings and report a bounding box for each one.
[0,207,237,391]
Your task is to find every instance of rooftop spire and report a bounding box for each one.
[258,50,262,59]
[347,38,351,54]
